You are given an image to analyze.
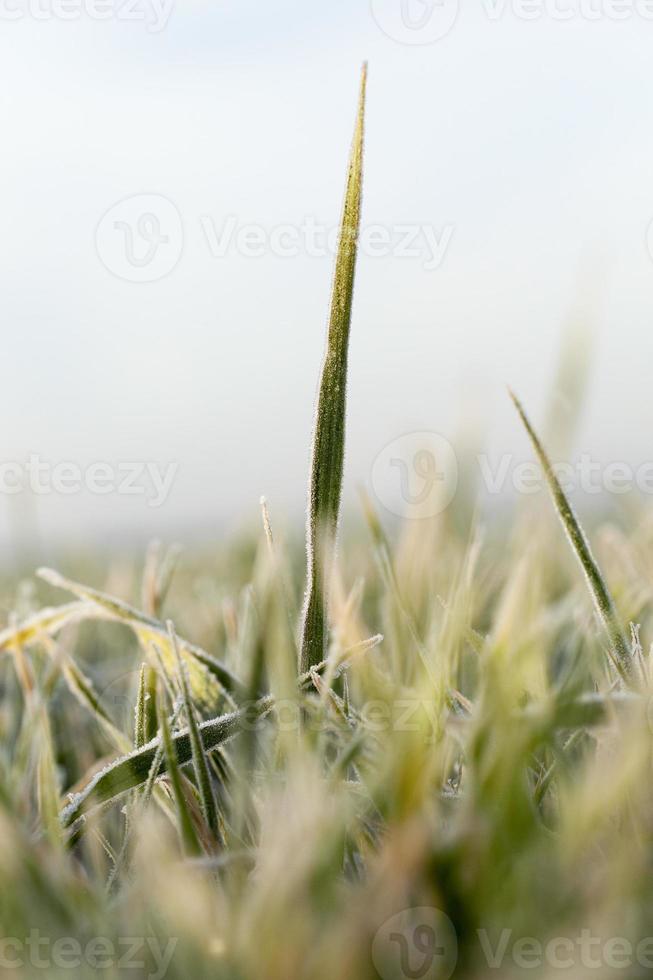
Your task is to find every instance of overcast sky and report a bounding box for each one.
[2,0,653,558]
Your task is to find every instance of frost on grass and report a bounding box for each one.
[37,567,245,708]
[61,697,274,828]
[300,65,367,674]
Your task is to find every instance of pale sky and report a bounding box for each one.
[2,0,653,557]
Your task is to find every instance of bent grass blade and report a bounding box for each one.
[60,697,274,829]
[0,602,92,653]
[37,567,244,707]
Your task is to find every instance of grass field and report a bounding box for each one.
[2,68,653,980]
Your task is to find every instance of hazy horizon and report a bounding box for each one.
[3,1,653,557]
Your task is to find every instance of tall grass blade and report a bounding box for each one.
[157,700,202,856]
[509,389,633,681]
[142,701,184,812]
[168,621,220,840]
[299,64,367,673]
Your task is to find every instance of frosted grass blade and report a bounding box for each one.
[134,663,158,749]
[168,621,220,839]
[299,64,367,673]
[510,389,632,682]
[37,567,244,706]
[61,697,274,828]
[0,602,91,652]
[158,700,202,856]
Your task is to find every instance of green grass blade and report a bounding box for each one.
[299,64,367,673]
[168,621,220,840]
[509,389,633,682]
[157,700,202,856]
[37,705,63,849]
[142,701,183,811]
[134,663,157,749]
[61,697,274,828]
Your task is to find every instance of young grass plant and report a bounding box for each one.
[1,66,653,980]
[300,64,367,673]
